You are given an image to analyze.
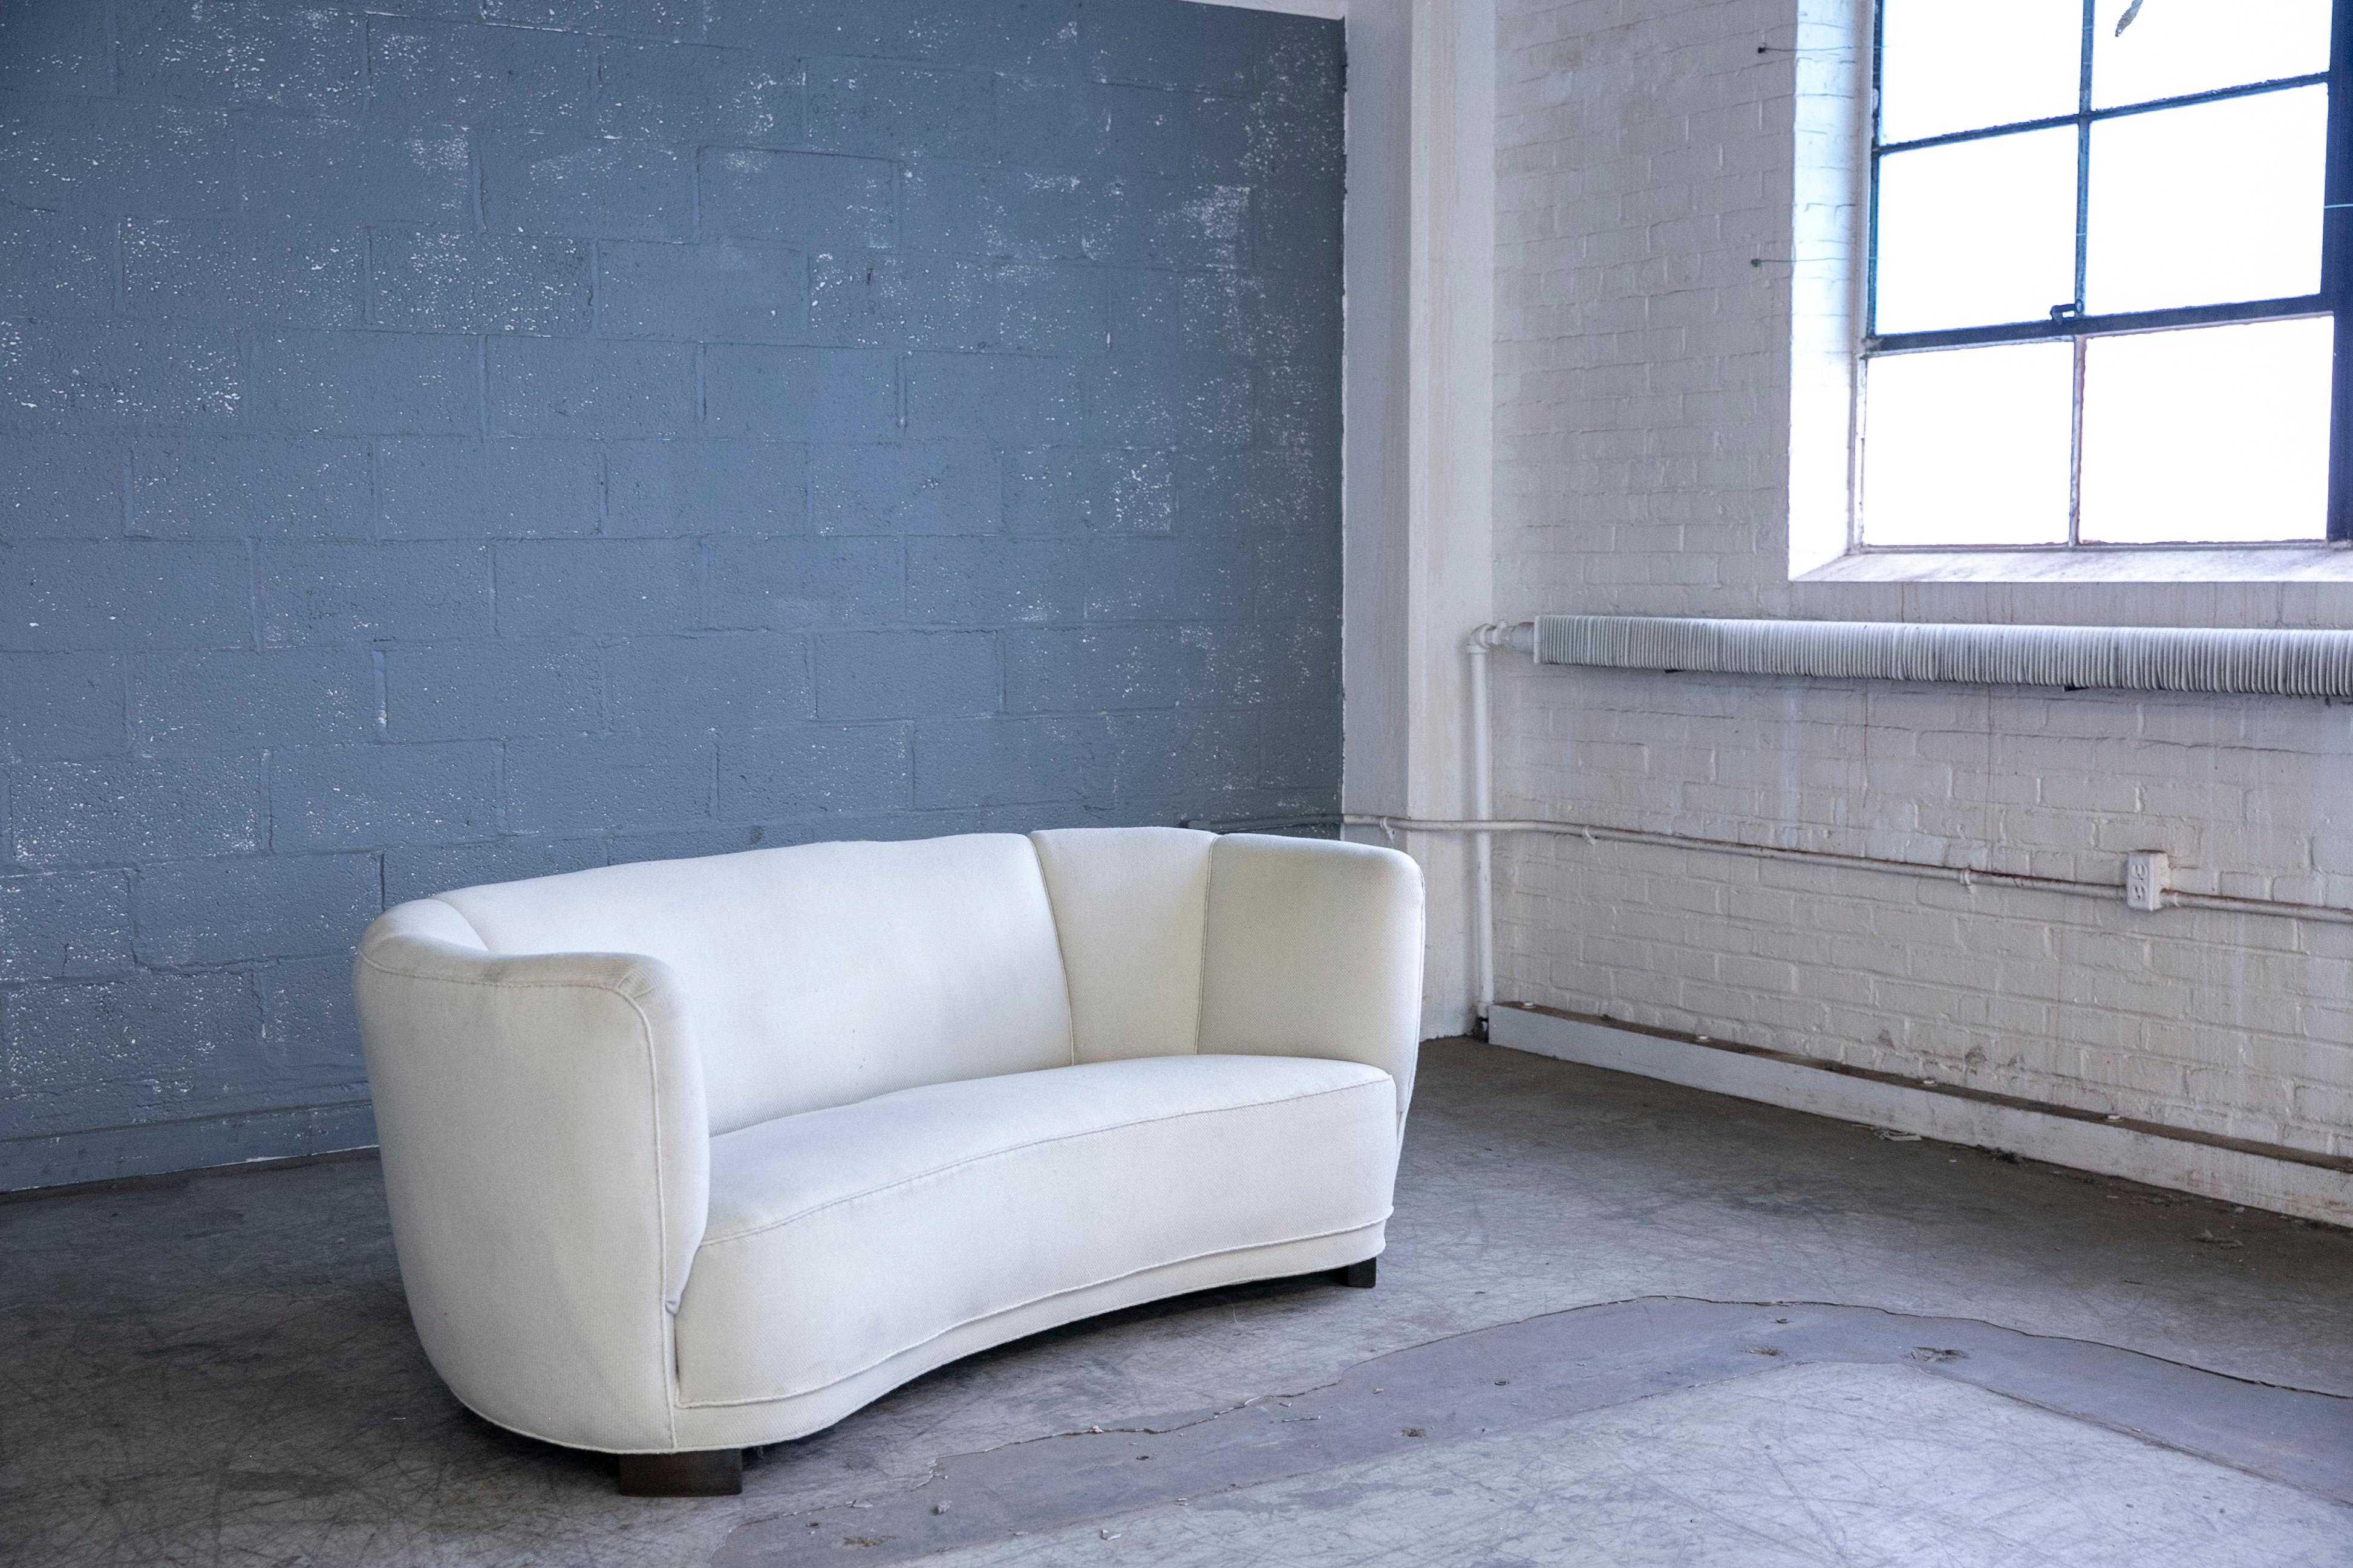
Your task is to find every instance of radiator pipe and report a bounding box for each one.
[1464,622,1535,1030]
[1341,813,2353,928]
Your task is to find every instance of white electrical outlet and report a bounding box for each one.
[2124,851,2170,912]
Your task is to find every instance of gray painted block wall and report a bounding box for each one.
[0,0,1345,1189]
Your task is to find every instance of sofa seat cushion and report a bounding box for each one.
[674,1055,1400,1407]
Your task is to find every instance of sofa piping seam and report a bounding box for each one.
[674,1215,1391,1409]
[698,1076,1390,1247]
[356,948,661,1001]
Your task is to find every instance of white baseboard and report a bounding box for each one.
[1486,1004,2353,1228]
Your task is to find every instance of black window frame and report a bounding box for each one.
[1863,0,2353,546]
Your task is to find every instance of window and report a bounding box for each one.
[1861,0,2348,549]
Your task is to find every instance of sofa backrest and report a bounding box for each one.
[431,833,1077,1135]
[1030,826,1215,1063]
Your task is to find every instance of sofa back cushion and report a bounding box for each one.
[433,834,1076,1134]
[1030,827,1214,1062]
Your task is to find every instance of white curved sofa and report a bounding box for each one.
[354,827,1424,1494]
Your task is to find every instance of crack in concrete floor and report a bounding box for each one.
[717,1295,2353,1564]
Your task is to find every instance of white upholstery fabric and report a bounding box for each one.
[434,834,1074,1133]
[353,828,1426,1456]
[354,902,710,1452]
[1030,826,1214,1062]
[676,1055,1397,1407]
[1201,834,1427,1122]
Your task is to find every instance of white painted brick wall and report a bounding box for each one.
[1493,0,2353,1158]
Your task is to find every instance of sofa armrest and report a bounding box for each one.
[354,900,710,1452]
[1198,834,1427,1125]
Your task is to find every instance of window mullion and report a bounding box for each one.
[2069,0,2095,540]
[2327,0,2353,539]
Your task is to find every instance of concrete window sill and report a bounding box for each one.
[1798,545,2353,585]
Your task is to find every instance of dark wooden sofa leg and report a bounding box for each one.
[1333,1258,1377,1289]
[618,1449,744,1497]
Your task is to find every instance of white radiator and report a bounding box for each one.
[1533,615,2353,698]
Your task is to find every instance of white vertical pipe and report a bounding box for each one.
[1469,644,1493,1028]
[1465,622,1532,1033]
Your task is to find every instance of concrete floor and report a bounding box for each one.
[4,1038,2349,1566]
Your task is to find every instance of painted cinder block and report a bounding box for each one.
[7,755,264,867]
[269,744,501,851]
[812,629,997,720]
[250,330,479,435]
[234,117,473,228]
[487,337,696,438]
[811,443,998,535]
[1253,702,1342,792]
[902,164,1088,261]
[906,351,1079,444]
[703,345,898,441]
[1005,447,1176,536]
[382,834,609,903]
[608,633,812,732]
[1083,0,1261,95]
[996,263,1111,356]
[699,147,896,249]
[0,95,235,217]
[0,324,243,431]
[485,0,702,39]
[912,714,1113,808]
[0,870,135,980]
[370,230,593,336]
[718,721,913,819]
[494,538,702,636]
[117,0,365,114]
[480,132,691,241]
[256,954,367,1074]
[0,540,251,652]
[501,734,714,831]
[128,648,377,755]
[599,239,806,343]
[0,209,113,320]
[1082,536,1250,622]
[1002,625,1206,715]
[1,969,266,1135]
[1083,356,1251,451]
[0,0,111,94]
[604,441,811,536]
[597,40,801,145]
[1082,175,1248,268]
[133,851,385,965]
[128,439,371,540]
[1108,707,1256,801]
[703,537,902,628]
[809,252,994,350]
[907,538,1085,626]
[366,21,593,128]
[2,651,125,763]
[256,541,494,645]
[0,437,125,540]
[376,438,602,538]
[382,638,605,741]
[805,57,997,162]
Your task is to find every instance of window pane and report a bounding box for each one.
[2092,0,2332,109]
[1862,343,2075,547]
[1875,129,2078,334]
[2085,87,2326,315]
[2078,317,2332,544]
[1879,0,2082,144]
